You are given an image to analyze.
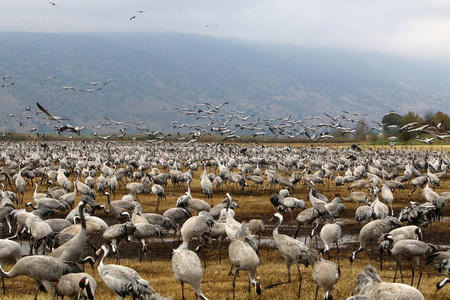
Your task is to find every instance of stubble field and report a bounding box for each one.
[1,143,449,300]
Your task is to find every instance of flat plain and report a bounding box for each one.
[0,142,449,300]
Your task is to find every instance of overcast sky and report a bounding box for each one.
[2,0,450,61]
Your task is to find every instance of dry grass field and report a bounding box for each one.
[1,143,449,300]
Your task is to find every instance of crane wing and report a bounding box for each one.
[36,102,57,120]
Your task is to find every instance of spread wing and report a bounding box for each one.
[36,102,56,120]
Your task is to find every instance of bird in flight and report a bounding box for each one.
[57,124,85,135]
[36,102,69,122]
[52,102,64,110]
[79,88,102,92]
[2,75,11,80]
[130,16,137,20]
[1,83,14,87]
[104,79,116,85]
[49,2,57,6]
[137,10,145,13]
[59,86,76,91]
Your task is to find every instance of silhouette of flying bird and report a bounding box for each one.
[36,102,69,123]
[79,88,102,92]
[58,124,85,135]
[60,86,76,91]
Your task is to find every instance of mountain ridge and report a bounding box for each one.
[0,32,448,134]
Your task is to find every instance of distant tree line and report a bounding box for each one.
[381,110,450,142]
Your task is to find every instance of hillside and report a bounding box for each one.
[0,32,449,134]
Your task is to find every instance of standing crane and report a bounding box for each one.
[0,255,82,300]
[379,233,437,288]
[200,162,213,205]
[268,211,318,299]
[172,241,209,300]
[0,239,22,294]
[228,222,262,300]
[96,244,166,300]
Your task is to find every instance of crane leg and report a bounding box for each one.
[416,264,423,289]
[297,265,302,300]
[379,249,383,271]
[2,276,5,294]
[232,269,238,300]
[266,263,291,288]
[394,257,404,283]
[314,284,319,300]
[181,282,185,300]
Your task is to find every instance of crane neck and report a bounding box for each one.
[386,237,394,255]
[98,245,109,267]
[273,214,283,236]
[78,202,87,230]
[84,279,94,300]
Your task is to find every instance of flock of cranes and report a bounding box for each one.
[5,98,450,148]
[0,140,449,299]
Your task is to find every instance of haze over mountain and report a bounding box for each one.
[0,32,449,134]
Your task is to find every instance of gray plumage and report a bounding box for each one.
[163,207,191,227]
[180,211,214,245]
[348,180,369,191]
[380,184,394,216]
[325,197,345,220]
[228,222,262,300]
[350,217,402,264]
[151,181,166,212]
[312,259,340,300]
[378,225,423,270]
[338,191,372,205]
[248,219,265,241]
[50,200,89,263]
[125,181,145,200]
[0,255,82,300]
[179,180,211,215]
[268,212,318,299]
[381,233,437,288]
[0,239,22,294]
[355,205,373,224]
[426,250,450,275]
[370,187,389,220]
[132,223,166,262]
[96,244,165,300]
[56,273,97,300]
[209,197,238,219]
[172,242,208,300]
[59,181,77,208]
[96,173,107,193]
[200,163,213,205]
[102,222,136,264]
[104,192,138,218]
[141,213,177,231]
[29,219,54,254]
[47,185,69,200]
[293,204,330,239]
[26,197,69,213]
[408,175,428,197]
[320,222,342,260]
[351,264,424,300]
[14,164,25,203]
[270,193,306,223]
